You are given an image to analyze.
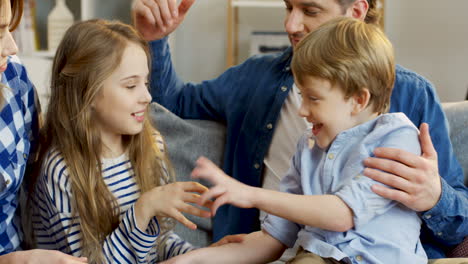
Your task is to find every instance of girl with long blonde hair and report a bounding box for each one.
[30,19,211,264]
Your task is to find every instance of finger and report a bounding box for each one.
[180,203,212,218]
[211,194,229,216]
[154,0,173,26]
[180,181,209,193]
[171,210,197,230]
[198,185,226,206]
[178,0,196,18]
[370,183,412,206]
[371,147,421,169]
[181,192,214,209]
[364,156,415,181]
[133,1,156,26]
[167,0,178,18]
[419,123,437,160]
[209,234,245,247]
[363,167,412,191]
[142,0,165,30]
[192,157,224,183]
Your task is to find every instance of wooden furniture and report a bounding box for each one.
[226,0,386,68]
[226,0,283,68]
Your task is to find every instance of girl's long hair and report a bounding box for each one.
[35,19,174,263]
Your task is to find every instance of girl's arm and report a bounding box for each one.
[32,152,209,263]
[162,230,286,264]
[194,157,354,232]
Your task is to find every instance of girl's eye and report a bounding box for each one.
[126,85,136,89]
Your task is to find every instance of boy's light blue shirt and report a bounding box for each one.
[262,113,427,264]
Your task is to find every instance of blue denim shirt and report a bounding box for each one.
[150,37,467,258]
[0,56,39,254]
[263,113,427,264]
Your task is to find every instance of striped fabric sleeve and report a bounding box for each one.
[34,150,161,263]
[156,231,196,261]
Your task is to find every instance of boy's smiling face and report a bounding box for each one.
[296,76,358,149]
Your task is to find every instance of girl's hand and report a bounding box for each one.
[142,181,212,230]
[191,157,256,215]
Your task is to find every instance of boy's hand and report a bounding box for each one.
[209,234,246,247]
[144,181,212,230]
[191,157,256,215]
[132,0,195,41]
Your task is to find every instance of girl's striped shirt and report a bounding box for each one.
[31,133,194,263]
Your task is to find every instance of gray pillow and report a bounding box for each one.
[149,103,226,247]
[442,101,468,185]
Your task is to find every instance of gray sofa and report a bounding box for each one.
[150,100,468,250]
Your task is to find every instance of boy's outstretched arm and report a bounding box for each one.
[193,157,354,232]
[161,230,286,264]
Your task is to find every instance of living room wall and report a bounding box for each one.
[172,0,468,102]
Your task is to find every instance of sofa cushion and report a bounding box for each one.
[442,101,468,185]
[149,103,226,247]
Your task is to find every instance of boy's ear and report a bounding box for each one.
[346,0,369,21]
[351,88,371,115]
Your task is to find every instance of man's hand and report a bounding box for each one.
[191,157,256,215]
[132,0,195,41]
[209,234,246,247]
[363,123,442,212]
[0,249,88,264]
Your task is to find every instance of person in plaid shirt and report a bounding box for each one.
[0,0,86,262]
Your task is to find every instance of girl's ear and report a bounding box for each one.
[351,88,371,115]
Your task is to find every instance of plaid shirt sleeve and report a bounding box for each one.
[0,55,40,254]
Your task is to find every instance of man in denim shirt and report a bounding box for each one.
[132,0,468,260]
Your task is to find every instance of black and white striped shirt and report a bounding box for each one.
[32,134,194,263]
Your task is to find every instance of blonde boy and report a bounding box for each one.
[163,17,427,264]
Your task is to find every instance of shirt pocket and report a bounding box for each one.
[0,141,30,199]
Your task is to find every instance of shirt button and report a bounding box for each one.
[266,123,273,130]
[285,66,291,71]
[254,163,260,169]
[281,86,288,92]
[354,174,362,180]
[23,153,28,159]
[5,179,11,185]
[425,214,432,219]
[328,153,335,160]
[437,232,443,237]
[356,255,363,261]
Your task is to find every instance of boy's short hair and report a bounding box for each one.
[292,17,395,114]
